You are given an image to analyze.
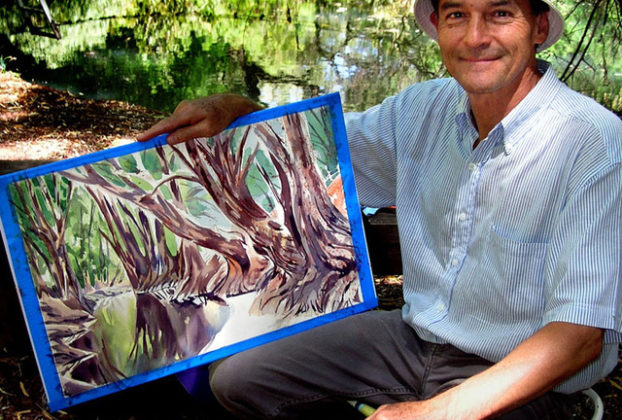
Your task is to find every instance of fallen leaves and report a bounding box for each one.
[0,71,165,163]
[16,409,31,420]
[609,378,622,392]
[19,381,30,398]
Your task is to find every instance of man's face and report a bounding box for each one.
[431,0,549,97]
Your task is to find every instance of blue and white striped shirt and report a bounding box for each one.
[346,61,622,393]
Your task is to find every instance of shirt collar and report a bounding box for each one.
[454,60,562,154]
[499,60,561,153]
[455,92,478,154]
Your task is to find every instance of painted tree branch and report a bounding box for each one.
[249,113,358,315]
[12,175,79,299]
[60,111,360,318]
[177,113,360,316]
[61,164,271,295]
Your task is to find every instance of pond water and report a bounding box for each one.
[2,1,446,113]
[1,0,621,113]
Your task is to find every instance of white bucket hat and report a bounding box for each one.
[413,0,564,52]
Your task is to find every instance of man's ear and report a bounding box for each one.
[430,11,439,29]
[534,11,549,46]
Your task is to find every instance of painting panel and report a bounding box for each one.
[0,93,376,411]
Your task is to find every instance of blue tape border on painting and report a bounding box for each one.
[0,179,62,405]
[328,97,377,305]
[0,92,377,411]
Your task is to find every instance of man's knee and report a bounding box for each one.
[209,349,281,418]
[209,356,253,410]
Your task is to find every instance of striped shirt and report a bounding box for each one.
[346,61,622,393]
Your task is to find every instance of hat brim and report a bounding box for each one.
[413,0,564,52]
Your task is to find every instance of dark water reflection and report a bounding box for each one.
[2,1,620,113]
[2,2,444,113]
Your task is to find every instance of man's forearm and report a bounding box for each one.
[434,322,602,418]
[369,321,604,420]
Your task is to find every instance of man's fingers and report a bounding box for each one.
[137,94,262,144]
[136,116,176,142]
[136,107,206,142]
[136,125,161,142]
[166,121,221,145]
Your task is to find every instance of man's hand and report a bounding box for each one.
[136,93,263,145]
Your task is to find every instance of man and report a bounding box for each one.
[138,0,622,418]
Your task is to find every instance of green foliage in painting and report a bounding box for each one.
[163,226,179,256]
[9,175,78,292]
[118,154,140,174]
[180,183,210,217]
[305,107,338,183]
[65,197,116,288]
[92,161,127,187]
[140,149,163,180]
[246,149,278,212]
[9,182,50,286]
[129,175,153,192]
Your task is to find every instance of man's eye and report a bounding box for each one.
[493,10,512,18]
[446,12,464,19]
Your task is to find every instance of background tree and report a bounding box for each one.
[3,1,618,114]
[541,0,622,111]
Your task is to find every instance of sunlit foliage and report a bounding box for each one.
[1,0,619,112]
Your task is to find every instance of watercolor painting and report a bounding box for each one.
[0,94,376,411]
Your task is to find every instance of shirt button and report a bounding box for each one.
[451,258,459,267]
[468,163,477,171]
[458,212,467,221]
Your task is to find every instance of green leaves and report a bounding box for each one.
[246,149,278,212]
[118,155,140,174]
[140,149,163,180]
[305,106,338,183]
[6,0,620,114]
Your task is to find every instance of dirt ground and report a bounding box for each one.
[0,71,620,419]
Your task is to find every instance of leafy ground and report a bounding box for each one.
[0,71,165,165]
[0,71,620,419]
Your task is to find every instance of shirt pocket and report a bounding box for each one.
[479,224,549,321]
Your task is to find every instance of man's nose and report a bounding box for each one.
[463,16,492,48]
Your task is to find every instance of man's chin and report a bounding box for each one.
[456,78,503,96]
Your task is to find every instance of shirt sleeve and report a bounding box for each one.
[345,79,453,208]
[544,157,622,344]
[345,100,399,208]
